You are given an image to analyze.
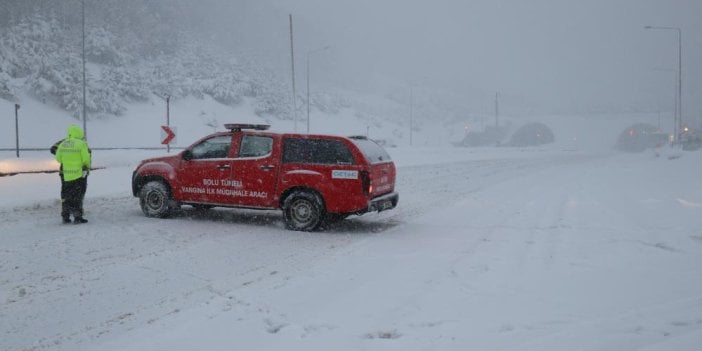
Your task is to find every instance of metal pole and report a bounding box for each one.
[166,95,170,153]
[652,67,678,137]
[677,28,682,142]
[14,104,20,158]
[289,14,297,132]
[673,70,678,136]
[644,25,683,144]
[409,86,413,146]
[81,0,87,140]
[657,111,661,130]
[306,53,310,133]
[495,92,499,128]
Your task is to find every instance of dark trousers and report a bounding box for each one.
[61,177,87,219]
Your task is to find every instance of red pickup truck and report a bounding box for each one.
[132,124,398,231]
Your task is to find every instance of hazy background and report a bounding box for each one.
[199,0,701,119]
[1,0,700,126]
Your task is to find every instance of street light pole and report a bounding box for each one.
[306,46,330,134]
[677,28,682,136]
[82,0,87,140]
[645,25,682,143]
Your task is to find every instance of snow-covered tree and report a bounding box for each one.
[0,1,377,123]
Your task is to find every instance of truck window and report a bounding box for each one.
[240,135,273,158]
[283,138,354,165]
[191,135,232,159]
[350,138,392,164]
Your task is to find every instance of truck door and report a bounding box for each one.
[229,134,279,208]
[177,134,234,204]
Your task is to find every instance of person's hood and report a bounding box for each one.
[66,124,84,140]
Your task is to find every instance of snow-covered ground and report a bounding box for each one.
[2,142,701,350]
[2,95,702,350]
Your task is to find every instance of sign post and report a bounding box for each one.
[161,125,176,147]
[14,104,20,158]
[166,95,170,153]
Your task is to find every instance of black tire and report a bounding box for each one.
[139,181,174,218]
[283,191,325,231]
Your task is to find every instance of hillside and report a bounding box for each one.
[0,2,291,119]
[0,1,485,147]
[1,1,680,151]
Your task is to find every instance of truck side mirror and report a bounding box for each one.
[182,150,193,161]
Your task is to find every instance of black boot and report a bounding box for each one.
[62,216,71,224]
[74,217,88,224]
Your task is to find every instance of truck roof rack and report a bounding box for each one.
[224,123,271,131]
[348,135,368,140]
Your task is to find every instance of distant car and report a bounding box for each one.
[508,122,554,147]
[132,124,399,231]
[681,128,701,151]
[459,125,507,147]
[617,123,669,152]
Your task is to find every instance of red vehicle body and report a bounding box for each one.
[132,124,398,231]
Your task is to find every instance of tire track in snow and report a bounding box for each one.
[1,152,605,351]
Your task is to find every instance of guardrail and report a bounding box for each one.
[1,147,184,177]
[0,166,106,178]
[0,147,184,151]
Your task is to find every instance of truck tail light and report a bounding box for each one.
[360,170,371,196]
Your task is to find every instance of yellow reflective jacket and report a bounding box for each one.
[55,125,91,181]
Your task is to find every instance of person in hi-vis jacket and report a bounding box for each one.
[55,124,91,224]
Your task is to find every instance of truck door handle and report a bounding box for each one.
[259,165,275,171]
[217,164,231,170]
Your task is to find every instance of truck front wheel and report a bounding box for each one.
[283,191,324,231]
[139,181,174,218]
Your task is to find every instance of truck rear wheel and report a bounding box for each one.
[139,181,174,218]
[283,191,324,231]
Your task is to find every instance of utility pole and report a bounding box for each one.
[645,26,683,144]
[289,14,297,132]
[409,86,413,146]
[657,110,661,130]
[14,104,20,158]
[494,92,499,129]
[81,0,87,140]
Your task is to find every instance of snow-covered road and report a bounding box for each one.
[2,148,701,351]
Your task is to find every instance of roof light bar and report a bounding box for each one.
[224,123,271,131]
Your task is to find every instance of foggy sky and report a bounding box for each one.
[205,0,701,120]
